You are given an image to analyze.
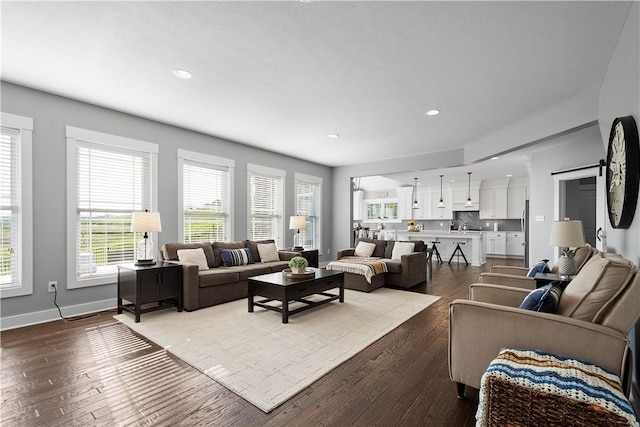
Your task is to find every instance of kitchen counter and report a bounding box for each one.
[393,230,485,266]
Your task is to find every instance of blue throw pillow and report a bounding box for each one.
[221,248,254,266]
[527,259,550,277]
[519,282,563,313]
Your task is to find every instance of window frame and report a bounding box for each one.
[294,172,323,252]
[0,113,33,298]
[247,163,286,247]
[177,149,235,243]
[66,126,158,289]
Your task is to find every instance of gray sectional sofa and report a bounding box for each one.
[160,240,299,311]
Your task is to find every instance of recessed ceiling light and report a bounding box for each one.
[506,174,513,177]
[426,109,441,116]
[328,134,340,139]
[450,179,456,183]
[173,69,193,79]
[491,156,499,160]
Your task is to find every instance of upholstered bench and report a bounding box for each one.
[476,348,638,427]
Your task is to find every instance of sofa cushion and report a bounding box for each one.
[228,263,272,281]
[198,268,240,287]
[177,248,209,271]
[355,238,387,258]
[556,254,635,322]
[391,242,415,260]
[354,241,376,257]
[257,242,280,262]
[213,241,245,267]
[221,248,254,267]
[267,261,290,273]
[381,259,401,274]
[163,242,215,268]
[245,239,276,262]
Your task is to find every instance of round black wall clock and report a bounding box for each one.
[606,115,639,229]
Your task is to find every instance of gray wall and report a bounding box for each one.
[0,82,332,325]
[598,1,640,264]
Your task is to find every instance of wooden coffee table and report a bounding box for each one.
[248,268,344,323]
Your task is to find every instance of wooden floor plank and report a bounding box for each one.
[1,257,521,426]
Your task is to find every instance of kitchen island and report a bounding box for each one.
[392,230,486,266]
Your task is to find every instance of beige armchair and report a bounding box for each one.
[449,252,640,399]
[478,245,597,290]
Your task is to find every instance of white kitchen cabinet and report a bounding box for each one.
[430,191,453,219]
[413,191,431,220]
[397,188,413,220]
[484,232,506,256]
[506,232,525,257]
[507,185,527,219]
[479,188,508,219]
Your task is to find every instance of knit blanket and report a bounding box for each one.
[326,257,388,284]
[476,348,639,427]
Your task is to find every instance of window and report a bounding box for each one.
[0,113,33,298]
[67,127,158,289]
[178,150,234,243]
[248,163,285,246]
[295,173,322,250]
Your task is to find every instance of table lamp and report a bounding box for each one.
[548,220,586,278]
[289,216,307,251]
[131,210,162,265]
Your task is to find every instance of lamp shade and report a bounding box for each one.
[130,211,162,232]
[548,220,585,248]
[289,216,307,230]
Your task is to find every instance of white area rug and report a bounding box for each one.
[114,288,440,412]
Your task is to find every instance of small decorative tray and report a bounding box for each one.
[282,268,315,279]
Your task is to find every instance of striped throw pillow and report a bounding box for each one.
[221,248,254,267]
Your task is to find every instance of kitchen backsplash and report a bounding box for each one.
[360,217,522,232]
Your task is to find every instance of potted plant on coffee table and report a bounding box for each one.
[289,256,309,274]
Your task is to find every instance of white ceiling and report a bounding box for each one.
[1,1,631,169]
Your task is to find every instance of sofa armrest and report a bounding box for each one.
[469,283,530,307]
[336,248,355,260]
[278,250,301,261]
[448,299,630,391]
[400,251,427,280]
[165,262,201,311]
[490,265,529,275]
[478,272,536,290]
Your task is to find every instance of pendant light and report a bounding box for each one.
[412,177,419,209]
[465,172,474,207]
[438,175,445,208]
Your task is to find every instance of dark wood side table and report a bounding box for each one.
[117,262,183,322]
[533,272,574,288]
[287,248,319,267]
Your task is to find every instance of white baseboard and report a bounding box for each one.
[0,298,117,331]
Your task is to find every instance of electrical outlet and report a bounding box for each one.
[48,281,57,293]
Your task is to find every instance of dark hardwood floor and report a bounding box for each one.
[1,257,521,426]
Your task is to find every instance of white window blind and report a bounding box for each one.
[182,161,231,243]
[248,164,285,245]
[0,113,33,298]
[295,173,322,250]
[1,128,22,287]
[67,127,158,289]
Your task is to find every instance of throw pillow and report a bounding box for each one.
[221,248,254,267]
[527,259,550,277]
[519,282,563,313]
[257,242,280,263]
[177,248,209,271]
[391,241,415,260]
[354,241,376,257]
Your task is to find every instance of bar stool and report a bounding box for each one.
[449,241,469,265]
[430,241,443,263]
